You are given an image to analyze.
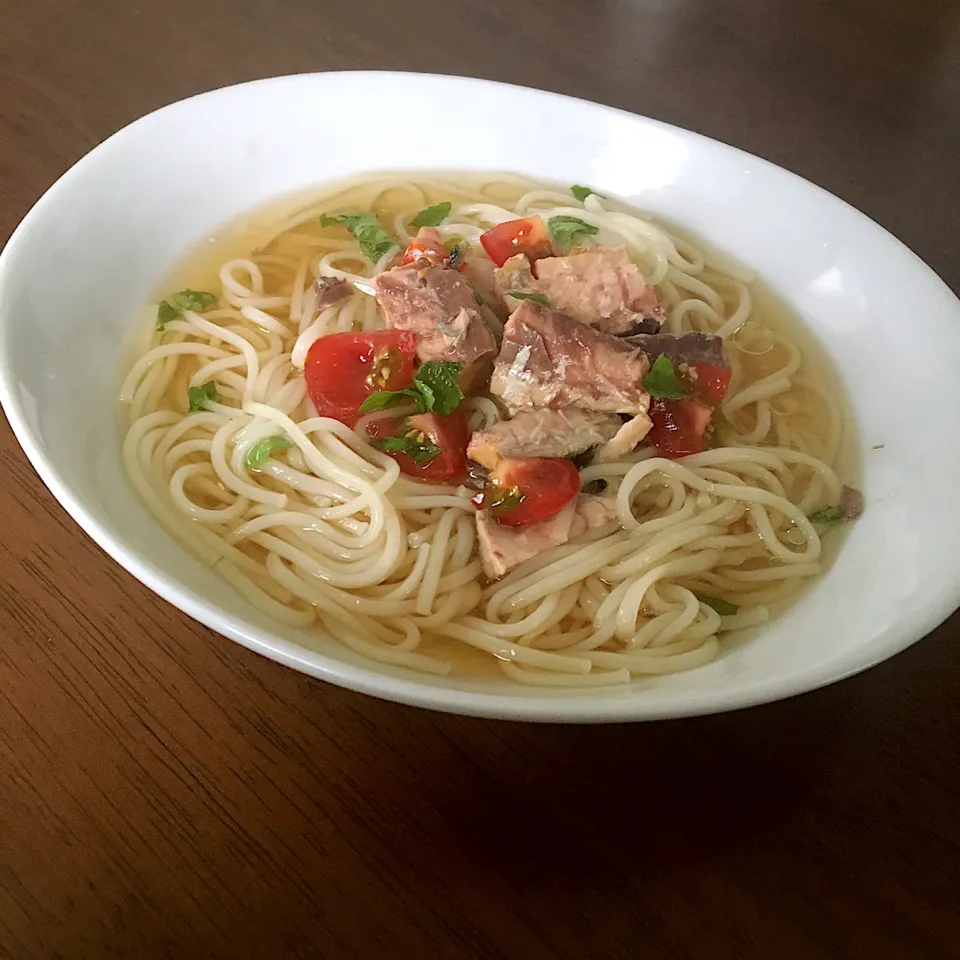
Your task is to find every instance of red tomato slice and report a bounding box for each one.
[367,411,470,484]
[479,216,552,267]
[648,398,714,458]
[399,227,469,273]
[477,457,581,526]
[400,226,448,266]
[693,364,732,405]
[304,330,417,425]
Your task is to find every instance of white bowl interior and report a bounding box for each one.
[3,72,960,720]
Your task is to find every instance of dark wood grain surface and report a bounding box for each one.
[2,2,960,957]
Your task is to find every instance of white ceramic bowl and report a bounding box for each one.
[2,72,959,722]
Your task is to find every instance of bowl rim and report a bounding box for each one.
[2,69,960,722]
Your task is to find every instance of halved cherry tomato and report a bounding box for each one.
[475,457,580,526]
[479,216,552,267]
[400,226,448,266]
[399,227,469,273]
[367,411,470,484]
[648,398,714,459]
[692,364,732,405]
[304,330,417,426]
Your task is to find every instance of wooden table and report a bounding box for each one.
[2,2,959,957]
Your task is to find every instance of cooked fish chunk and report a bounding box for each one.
[490,301,650,415]
[492,253,538,309]
[493,247,663,336]
[374,261,497,392]
[467,408,622,471]
[592,412,654,463]
[533,246,664,334]
[462,254,507,319]
[476,492,620,578]
[313,276,352,310]
[625,331,729,370]
[839,485,864,519]
[476,499,578,579]
[570,492,620,535]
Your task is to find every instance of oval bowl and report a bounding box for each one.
[2,71,959,721]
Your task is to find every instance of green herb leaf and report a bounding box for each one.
[473,290,484,305]
[414,381,436,411]
[410,202,452,228]
[506,291,550,307]
[320,212,399,263]
[373,435,441,465]
[156,300,181,330]
[548,215,599,249]
[244,435,292,470]
[642,355,690,400]
[358,389,420,414]
[156,289,217,329]
[414,361,463,416]
[808,506,845,524]
[187,380,222,413]
[571,184,603,202]
[174,289,217,312]
[700,595,739,616]
[358,361,463,416]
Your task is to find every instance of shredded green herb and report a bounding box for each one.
[373,435,441,465]
[187,380,222,413]
[410,202,452,227]
[808,506,845,524]
[320,212,399,263]
[548,215,599,249]
[571,184,603,202]
[505,291,550,307]
[156,289,217,330]
[157,301,181,329]
[700,595,739,616]
[359,361,463,416]
[642,355,689,400]
[244,435,292,470]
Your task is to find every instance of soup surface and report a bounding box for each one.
[120,173,860,687]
